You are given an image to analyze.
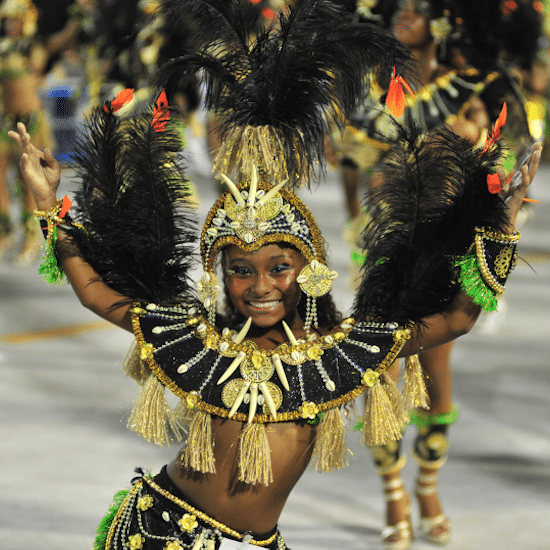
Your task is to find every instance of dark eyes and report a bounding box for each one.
[229,263,291,276]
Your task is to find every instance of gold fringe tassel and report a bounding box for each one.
[381,372,410,429]
[127,373,185,446]
[122,341,151,384]
[238,422,273,486]
[311,408,349,472]
[361,380,403,447]
[212,125,307,187]
[402,354,430,410]
[180,410,217,474]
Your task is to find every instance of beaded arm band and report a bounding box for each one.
[33,197,84,285]
[452,227,520,312]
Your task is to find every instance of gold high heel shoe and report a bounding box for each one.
[381,476,413,550]
[415,470,451,545]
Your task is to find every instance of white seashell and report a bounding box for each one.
[256,189,265,198]
[291,223,300,233]
[217,208,227,218]
[206,227,218,236]
[177,364,189,374]
[341,323,352,329]
[282,203,291,214]
[243,394,250,404]
[197,324,207,332]
[188,307,197,315]
[310,259,320,271]
[258,222,270,231]
[162,511,170,522]
[152,326,163,334]
[328,271,339,280]
[324,335,334,345]
[230,221,241,229]
[325,380,336,392]
[212,217,223,226]
[203,298,211,309]
[296,275,307,284]
[291,350,302,362]
[258,394,265,405]
[285,213,295,223]
[370,345,380,353]
[243,233,254,243]
[146,303,157,310]
[219,342,229,353]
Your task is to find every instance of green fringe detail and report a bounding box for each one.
[353,419,363,431]
[92,489,130,550]
[409,406,459,428]
[451,252,498,312]
[307,411,324,426]
[37,226,68,285]
[351,250,366,266]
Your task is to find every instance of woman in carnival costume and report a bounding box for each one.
[335,2,541,548]
[0,0,56,264]
[10,1,541,549]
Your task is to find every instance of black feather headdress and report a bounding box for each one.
[156,0,414,187]
[67,102,199,306]
[352,124,510,326]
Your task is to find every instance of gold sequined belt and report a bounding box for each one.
[105,472,282,549]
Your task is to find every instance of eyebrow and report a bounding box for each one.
[228,254,291,263]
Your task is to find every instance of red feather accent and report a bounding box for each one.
[152,90,170,132]
[386,67,414,117]
[104,88,134,114]
[479,102,507,156]
[59,195,73,218]
[487,172,502,194]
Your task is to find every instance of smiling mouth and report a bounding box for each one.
[247,300,281,310]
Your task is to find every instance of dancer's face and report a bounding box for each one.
[392,0,433,48]
[223,243,306,328]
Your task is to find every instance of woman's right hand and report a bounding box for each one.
[8,122,61,211]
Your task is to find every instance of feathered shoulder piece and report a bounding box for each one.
[352,124,510,325]
[67,97,199,306]
[156,0,414,187]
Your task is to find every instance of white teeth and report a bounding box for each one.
[249,300,280,309]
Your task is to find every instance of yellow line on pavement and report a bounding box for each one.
[0,320,114,345]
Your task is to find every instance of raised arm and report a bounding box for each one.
[9,122,133,332]
[399,141,542,357]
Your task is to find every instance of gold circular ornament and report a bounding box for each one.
[196,272,221,309]
[262,381,283,413]
[297,260,338,298]
[240,352,275,384]
[362,369,380,387]
[221,379,244,410]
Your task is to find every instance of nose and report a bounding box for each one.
[250,272,273,297]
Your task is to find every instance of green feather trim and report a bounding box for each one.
[451,252,498,312]
[92,489,130,550]
[409,406,458,428]
[37,226,68,285]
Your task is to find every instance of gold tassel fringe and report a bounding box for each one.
[361,380,403,447]
[238,422,273,486]
[381,372,410,429]
[122,341,151,384]
[402,354,430,410]
[127,374,185,446]
[212,125,307,187]
[180,410,216,474]
[311,408,349,472]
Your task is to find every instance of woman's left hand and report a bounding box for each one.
[499,141,542,233]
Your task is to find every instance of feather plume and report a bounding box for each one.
[68,102,199,305]
[352,123,509,325]
[156,0,414,186]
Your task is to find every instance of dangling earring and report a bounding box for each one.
[430,10,453,62]
[297,259,338,335]
[196,271,221,325]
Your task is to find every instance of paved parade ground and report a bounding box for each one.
[1,137,549,550]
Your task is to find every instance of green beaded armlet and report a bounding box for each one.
[33,197,85,285]
[452,227,520,312]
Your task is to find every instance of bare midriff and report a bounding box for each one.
[0,73,42,114]
[167,418,317,535]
